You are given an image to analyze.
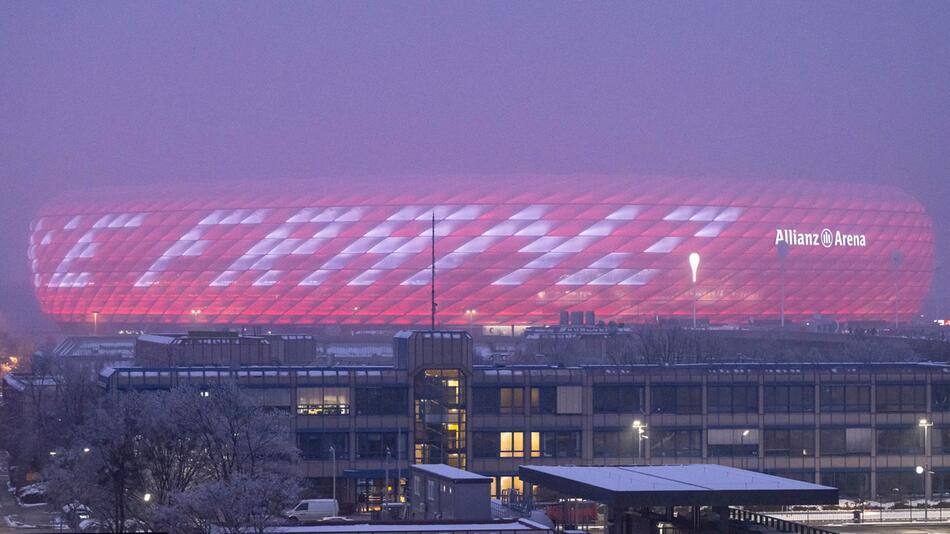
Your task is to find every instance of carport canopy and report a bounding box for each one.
[519,464,838,509]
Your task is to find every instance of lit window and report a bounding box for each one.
[500,432,524,458]
[296,387,350,415]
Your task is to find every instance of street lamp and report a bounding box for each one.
[465,309,477,328]
[384,446,393,505]
[92,311,99,336]
[190,309,202,325]
[143,493,151,503]
[329,445,337,503]
[916,465,932,520]
[688,253,701,328]
[740,429,751,470]
[919,419,934,510]
[633,420,648,462]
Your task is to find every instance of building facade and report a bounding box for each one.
[31,176,934,328]
[97,331,950,506]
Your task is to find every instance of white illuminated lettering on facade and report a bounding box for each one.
[774,228,867,248]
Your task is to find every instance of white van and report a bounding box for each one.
[285,499,340,522]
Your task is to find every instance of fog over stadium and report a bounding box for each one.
[2,3,950,333]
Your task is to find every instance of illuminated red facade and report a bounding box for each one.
[29,177,935,327]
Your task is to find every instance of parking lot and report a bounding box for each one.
[0,456,60,533]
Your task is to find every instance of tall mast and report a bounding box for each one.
[431,210,436,331]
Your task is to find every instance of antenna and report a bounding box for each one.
[431,210,437,331]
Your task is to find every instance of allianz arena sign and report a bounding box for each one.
[775,228,867,248]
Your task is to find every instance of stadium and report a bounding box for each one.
[28,176,934,327]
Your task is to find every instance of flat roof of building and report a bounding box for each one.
[519,465,837,508]
[261,519,549,532]
[411,463,491,483]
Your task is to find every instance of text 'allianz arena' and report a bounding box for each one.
[29,176,934,327]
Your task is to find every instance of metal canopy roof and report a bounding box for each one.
[519,465,838,508]
[411,463,492,483]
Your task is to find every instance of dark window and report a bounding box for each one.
[933,470,950,498]
[473,432,500,458]
[473,387,523,415]
[820,471,870,500]
[819,384,870,412]
[651,385,702,414]
[707,385,758,413]
[876,427,923,455]
[819,428,871,456]
[876,384,926,413]
[764,428,815,456]
[499,387,524,414]
[356,432,407,459]
[472,388,500,414]
[876,470,924,499]
[355,387,407,415]
[707,428,758,456]
[593,385,644,414]
[530,387,557,415]
[933,384,950,411]
[298,432,347,460]
[535,431,581,458]
[592,430,638,458]
[933,427,950,454]
[764,385,814,413]
[652,428,702,457]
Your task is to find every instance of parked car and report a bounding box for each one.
[61,502,93,529]
[285,499,340,522]
[79,518,149,532]
[15,482,48,505]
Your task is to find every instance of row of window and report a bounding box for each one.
[298,431,407,459]
[295,386,407,416]
[473,383,937,415]
[472,431,581,459]
[291,383,950,416]
[467,426,944,459]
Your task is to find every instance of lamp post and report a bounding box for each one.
[776,242,788,329]
[892,251,903,330]
[92,311,99,336]
[329,445,337,503]
[190,308,202,326]
[916,465,931,520]
[920,418,933,509]
[633,420,647,462]
[465,309,477,329]
[384,446,392,505]
[741,429,751,470]
[688,253,701,328]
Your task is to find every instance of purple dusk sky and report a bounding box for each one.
[1,2,949,333]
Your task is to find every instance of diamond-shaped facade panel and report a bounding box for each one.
[29,176,935,327]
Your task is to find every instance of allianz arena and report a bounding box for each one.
[29,176,934,327]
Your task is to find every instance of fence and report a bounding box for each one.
[730,509,839,534]
[767,507,950,524]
